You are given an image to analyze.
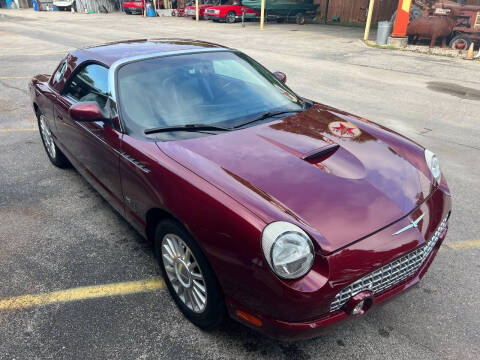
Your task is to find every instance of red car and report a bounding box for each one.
[171,7,185,17]
[29,39,451,339]
[184,0,228,19]
[205,1,259,23]
[123,0,144,14]
[123,0,162,14]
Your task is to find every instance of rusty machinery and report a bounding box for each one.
[432,1,480,49]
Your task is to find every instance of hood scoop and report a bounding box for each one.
[258,134,339,161]
[258,134,364,179]
[303,144,340,161]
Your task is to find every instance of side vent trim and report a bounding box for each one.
[121,151,151,173]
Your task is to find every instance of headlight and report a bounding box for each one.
[262,221,314,279]
[425,149,441,183]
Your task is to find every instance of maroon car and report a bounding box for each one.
[29,39,451,339]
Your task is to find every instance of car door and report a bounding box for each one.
[53,63,124,215]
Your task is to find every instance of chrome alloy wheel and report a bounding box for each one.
[39,115,56,159]
[161,234,207,313]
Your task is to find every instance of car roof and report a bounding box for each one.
[71,39,230,67]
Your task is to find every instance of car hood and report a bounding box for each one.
[157,104,433,254]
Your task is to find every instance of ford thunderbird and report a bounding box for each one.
[29,39,451,339]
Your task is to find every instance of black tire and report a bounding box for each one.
[296,12,305,25]
[226,11,236,23]
[449,34,472,50]
[276,17,285,23]
[36,110,70,168]
[155,220,225,330]
[125,9,131,15]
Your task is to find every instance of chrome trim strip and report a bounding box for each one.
[392,213,425,235]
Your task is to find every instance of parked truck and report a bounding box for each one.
[241,0,319,25]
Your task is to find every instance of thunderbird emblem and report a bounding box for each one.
[392,213,425,236]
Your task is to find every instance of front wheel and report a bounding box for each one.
[37,112,69,168]
[296,12,305,25]
[155,220,225,329]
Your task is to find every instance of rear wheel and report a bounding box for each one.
[226,11,236,23]
[449,34,472,50]
[37,111,69,168]
[155,220,225,329]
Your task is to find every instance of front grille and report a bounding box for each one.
[330,215,448,312]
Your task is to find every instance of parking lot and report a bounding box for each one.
[0,9,479,360]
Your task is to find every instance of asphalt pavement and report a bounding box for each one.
[0,9,479,360]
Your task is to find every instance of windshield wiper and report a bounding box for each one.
[233,110,304,129]
[144,124,232,135]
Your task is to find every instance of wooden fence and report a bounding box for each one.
[314,0,480,24]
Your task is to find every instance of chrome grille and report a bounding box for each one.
[330,215,448,312]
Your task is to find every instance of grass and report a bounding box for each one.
[363,40,479,62]
[365,42,399,50]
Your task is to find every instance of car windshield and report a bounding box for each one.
[116,51,304,139]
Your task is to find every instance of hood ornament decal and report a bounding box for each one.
[328,121,361,138]
[393,213,425,235]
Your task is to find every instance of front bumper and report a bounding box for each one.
[226,188,451,339]
[124,6,143,12]
[205,14,219,20]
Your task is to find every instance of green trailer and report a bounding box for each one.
[242,0,319,24]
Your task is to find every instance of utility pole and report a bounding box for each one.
[363,0,375,41]
[260,0,265,30]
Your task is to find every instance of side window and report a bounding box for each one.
[52,59,67,86]
[63,64,110,108]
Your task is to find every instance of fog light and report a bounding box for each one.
[352,300,365,315]
[343,290,374,317]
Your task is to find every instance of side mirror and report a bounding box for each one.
[69,102,104,122]
[273,71,287,84]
